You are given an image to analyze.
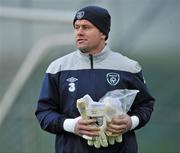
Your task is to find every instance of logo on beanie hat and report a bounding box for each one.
[76,11,85,19]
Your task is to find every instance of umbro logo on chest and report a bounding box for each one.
[66,77,78,92]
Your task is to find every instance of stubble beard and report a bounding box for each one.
[79,47,90,53]
[77,44,91,53]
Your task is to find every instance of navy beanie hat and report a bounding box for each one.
[73,6,111,40]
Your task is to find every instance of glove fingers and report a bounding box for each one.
[87,140,94,146]
[99,131,108,147]
[115,135,122,143]
[108,136,115,145]
[94,137,101,148]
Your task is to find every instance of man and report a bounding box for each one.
[35,6,155,153]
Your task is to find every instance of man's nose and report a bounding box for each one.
[76,27,84,35]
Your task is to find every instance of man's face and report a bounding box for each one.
[74,19,105,54]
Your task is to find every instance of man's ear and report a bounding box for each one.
[101,33,106,40]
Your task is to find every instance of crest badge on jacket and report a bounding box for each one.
[106,72,120,86]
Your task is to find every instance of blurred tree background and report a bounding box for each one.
[0,0,179,152]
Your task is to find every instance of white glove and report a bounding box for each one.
[77,95,108,148]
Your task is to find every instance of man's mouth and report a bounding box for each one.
[77,38,86,43]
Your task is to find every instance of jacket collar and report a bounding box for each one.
[77,45,111,63]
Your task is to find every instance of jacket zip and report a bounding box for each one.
[89,54,93,69]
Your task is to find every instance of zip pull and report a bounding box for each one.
[89,54,93,69]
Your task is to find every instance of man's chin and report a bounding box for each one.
[78,47,90,53]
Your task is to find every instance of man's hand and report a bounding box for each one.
[74,118,100,137]
[106,114,132,135]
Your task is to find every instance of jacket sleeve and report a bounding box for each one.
[128,70,155,130]
[35,73,66,135]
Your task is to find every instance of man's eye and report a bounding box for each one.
[74,26,79,30]
[83,26,91,30]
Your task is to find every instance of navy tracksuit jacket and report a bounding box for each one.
[35,46,155,153]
